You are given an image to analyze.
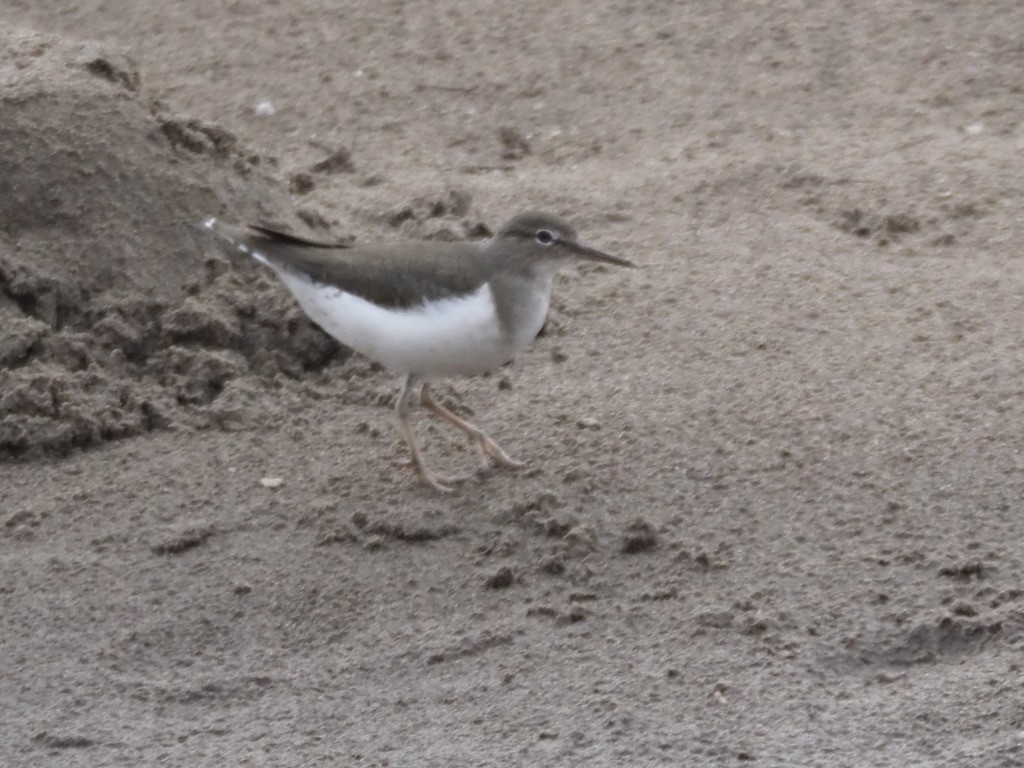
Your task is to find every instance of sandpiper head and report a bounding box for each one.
[493,211,634,273]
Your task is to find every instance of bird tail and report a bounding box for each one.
[200,217,273,269]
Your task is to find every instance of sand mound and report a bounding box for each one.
[0,29,347,457]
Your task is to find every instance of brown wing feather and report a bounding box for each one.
[236,226,499,309]
[246,224,352,249]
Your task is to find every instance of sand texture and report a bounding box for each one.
[2,2,1024,766]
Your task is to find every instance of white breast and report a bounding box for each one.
[274,269,517,378]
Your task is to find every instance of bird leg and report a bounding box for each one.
[420,383,526,471]
[394,374,461,493]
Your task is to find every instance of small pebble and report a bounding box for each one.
[621,518,658,554]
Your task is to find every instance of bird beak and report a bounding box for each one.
[566,241,636,268]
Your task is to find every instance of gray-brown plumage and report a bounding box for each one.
[203,211,633,492]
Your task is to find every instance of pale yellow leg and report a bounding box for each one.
[420,383,526,471]
[394,375,457,493]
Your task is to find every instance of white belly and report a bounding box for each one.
[276,271,523,378]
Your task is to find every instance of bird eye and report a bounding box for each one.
[535,229,555,245]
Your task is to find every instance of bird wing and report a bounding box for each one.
[218,223,498,309]
[246,223,352,249]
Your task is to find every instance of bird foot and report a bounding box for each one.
[407,463,480,493]
[476,435,527,471]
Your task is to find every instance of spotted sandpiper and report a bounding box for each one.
[204,211,633,491]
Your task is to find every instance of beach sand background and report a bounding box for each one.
[2,2,1023,765]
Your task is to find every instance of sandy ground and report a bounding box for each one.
[2,1,1024,766]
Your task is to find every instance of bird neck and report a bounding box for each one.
[489,270,554,349]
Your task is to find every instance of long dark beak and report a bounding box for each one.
[564,241,636,268]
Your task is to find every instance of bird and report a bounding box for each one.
[204,211,634,491]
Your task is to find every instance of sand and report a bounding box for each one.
[2,2,1023,766]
